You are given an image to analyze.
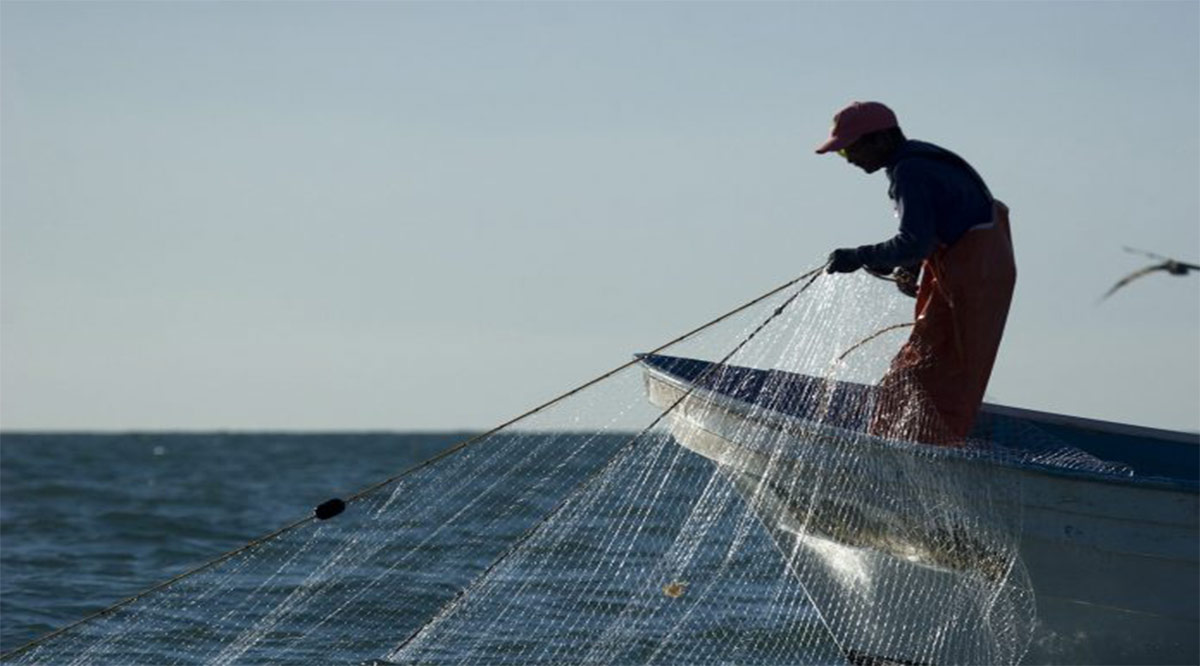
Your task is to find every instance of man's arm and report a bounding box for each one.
[855,162,938,271]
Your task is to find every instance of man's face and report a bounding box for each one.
[839,136,890,174]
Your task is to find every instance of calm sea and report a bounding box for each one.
[0,432,473,655]
[1,432,835,665]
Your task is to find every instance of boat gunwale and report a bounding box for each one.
[979,402,1200,446]
[639,357,1200,494]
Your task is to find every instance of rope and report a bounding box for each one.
[835,322,916,362]
[386,267,826,658]
[1,265,825,662]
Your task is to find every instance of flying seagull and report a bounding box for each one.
[1101,247,1200,301]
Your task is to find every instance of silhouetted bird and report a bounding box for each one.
[1101,247,1200,301]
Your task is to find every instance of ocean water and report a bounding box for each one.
[0,432,836,665]
[0,433,476,656]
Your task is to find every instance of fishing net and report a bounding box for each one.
[3,268,1130,666]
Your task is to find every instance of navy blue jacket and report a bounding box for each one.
[855,140,994,270]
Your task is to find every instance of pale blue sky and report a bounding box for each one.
[2,1,1197,431]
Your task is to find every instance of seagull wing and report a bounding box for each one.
[1101,263,1168,300]
[1123,246,1170,261]
[1122,248,1200,270]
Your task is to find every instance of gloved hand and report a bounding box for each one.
[826,248,863,274]
[894,265,919,298]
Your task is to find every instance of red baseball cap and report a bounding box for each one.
[815,101,899,154]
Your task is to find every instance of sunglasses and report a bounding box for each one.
[837,141,860,159]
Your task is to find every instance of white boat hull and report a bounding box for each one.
[643,363,1200,665]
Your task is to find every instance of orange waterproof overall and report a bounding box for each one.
[870,201,1016,446]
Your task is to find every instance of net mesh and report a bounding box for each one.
[4,271,1131,666]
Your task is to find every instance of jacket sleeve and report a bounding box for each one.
[854,161,938,270]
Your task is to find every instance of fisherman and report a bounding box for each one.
[816,101,1016,445]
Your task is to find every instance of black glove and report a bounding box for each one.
[826,248,863,274]
[894,265,919,298]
